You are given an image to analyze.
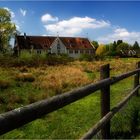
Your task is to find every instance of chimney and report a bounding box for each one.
[24,33,26,40]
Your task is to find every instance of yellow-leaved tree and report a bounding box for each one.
[95,44,107,56]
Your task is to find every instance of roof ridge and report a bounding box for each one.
[17,35,88,39]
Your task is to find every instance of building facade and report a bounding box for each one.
[14,34,95,58]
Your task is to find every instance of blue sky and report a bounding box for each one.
[1,1,140,45]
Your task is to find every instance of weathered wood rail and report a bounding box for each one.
[0,62,140,139]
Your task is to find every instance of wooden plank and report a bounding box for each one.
[100,64,110,139]
[134,62,140,96]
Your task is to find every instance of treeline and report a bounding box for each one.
[92,40,140,58]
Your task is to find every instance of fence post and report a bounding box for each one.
[100,64,110,139]
[134,62,140,96]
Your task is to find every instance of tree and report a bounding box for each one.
[113,41,117,51]
[133,41,139,50]
[117,40,123,46]
[91,40,99,50]
[105,43,117,56]
[116,42,129,53]
[0,8,16,52]
[96,44,106,56]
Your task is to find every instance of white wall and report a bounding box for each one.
[68,49,95,58]
[50,38,67,54]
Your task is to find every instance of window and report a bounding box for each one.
[75,50,78,54]
[57,44,60,50]
[82,41,85,44]
[37,50,41,54]
[48,48,51,53]
[90,50,94,54]
[58,50,60,54]
[69,50,73,54]
[80,50,84,54]
[57,43,60,54]
[85,50,89,54]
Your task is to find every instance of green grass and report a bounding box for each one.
[0,58,140,139]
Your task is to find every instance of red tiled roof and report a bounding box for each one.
[16,36,55,49]
[16,35,94,50]
[60,37,94,49]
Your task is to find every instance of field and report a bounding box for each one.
[0,58,140,139]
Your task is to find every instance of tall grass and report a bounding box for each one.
[33,66,92,95]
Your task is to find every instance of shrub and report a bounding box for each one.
[15,73,35,82]
[0,80,11,89]
[46,54,73,65]
[79,54,94,61]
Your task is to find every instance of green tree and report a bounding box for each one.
[104,42,118,56]
[133,41,139,50]
[113,41,117,51]
[117,40,123,46]
[91,40,99,50]
[116,42,129,53]
[0,8,16,52]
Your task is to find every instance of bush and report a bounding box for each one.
[15,73,35,82]
[0,52,74,67]
[79,54,94,61]
[46,54,73,65]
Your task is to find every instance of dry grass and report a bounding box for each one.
[30,58,139,96]
[71,58,138,73]
[33,66,92,95]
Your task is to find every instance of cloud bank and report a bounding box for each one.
[97,27,140,44]
[41,13,110,36]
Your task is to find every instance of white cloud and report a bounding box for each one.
[4,7,15,18]
[15,24,20,30]
[41,13,58,23]
[42,16,110,36]
[97,27,140,44]
[20,8,27,16]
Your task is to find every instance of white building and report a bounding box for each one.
[14,34,95,58]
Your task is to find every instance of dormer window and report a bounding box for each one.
[82,41,85,44]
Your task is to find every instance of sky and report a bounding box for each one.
[1,1,140,45]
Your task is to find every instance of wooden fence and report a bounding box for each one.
[0,62,140,139]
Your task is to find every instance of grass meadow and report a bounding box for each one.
[0,58,140,138]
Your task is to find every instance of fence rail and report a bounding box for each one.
[0,62,140,138]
